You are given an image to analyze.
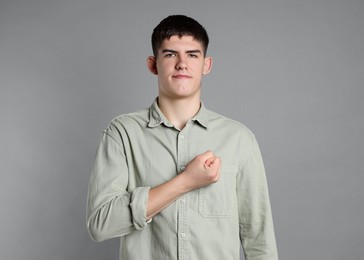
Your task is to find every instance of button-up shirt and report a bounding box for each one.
[86,99,278,260]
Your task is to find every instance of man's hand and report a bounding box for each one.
[182,150,221,191]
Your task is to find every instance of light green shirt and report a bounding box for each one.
[86,99,278,260]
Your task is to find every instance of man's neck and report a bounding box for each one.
[158,96,201,130]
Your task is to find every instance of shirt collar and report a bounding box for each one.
[148,98,209,129]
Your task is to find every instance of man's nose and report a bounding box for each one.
[175,56,187,70]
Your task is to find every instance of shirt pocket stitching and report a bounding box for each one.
[198,164,237,218]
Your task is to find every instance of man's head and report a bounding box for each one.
[151,15,209,57]
[147,15,212,102]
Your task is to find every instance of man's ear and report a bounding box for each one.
[147,56,158,75]
[203,57,213,75]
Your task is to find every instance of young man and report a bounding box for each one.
[87,15,278,260]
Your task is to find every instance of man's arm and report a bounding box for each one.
[147,151,221,219]
[86,131,145,242]
[86,130,220,241]
[237,137,278,260]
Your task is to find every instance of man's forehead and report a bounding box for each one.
[159,35,204,51]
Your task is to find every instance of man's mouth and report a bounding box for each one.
[173,74,191,79]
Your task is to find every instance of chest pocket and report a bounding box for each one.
[198,164,238,218]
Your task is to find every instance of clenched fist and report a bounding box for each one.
[182,150,221,191]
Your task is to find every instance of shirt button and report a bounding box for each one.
[180,166,185,171]
[180,198,185,204]
[180,134,185,139]
[181,233,186,238]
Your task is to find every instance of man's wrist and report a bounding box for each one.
[174,171,193,194]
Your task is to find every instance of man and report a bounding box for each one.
[87,15,278,260]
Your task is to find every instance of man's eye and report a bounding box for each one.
[188,54,198,58]
[165,53,176,57]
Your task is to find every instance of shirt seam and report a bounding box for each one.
[103,129,123,147]
[238,133,256,171]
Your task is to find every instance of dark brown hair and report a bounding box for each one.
[151,15,209,57]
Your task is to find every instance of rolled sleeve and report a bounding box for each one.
[130,186,150,230]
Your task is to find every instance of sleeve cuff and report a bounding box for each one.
[129,186,151,230]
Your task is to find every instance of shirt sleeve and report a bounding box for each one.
[86,129,150,242]
[237,136,279,260]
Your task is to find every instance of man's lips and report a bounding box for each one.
[173,74,192,79]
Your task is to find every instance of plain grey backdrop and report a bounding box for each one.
[1,0,363,259]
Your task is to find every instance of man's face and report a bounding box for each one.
[148,35,212,101]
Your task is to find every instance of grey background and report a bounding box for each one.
[1,0,363,259]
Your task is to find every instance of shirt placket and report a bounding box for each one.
[176,125,190,260]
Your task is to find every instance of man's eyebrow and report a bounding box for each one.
[162,49,177,53]
[186,50,202,54]
[161,49,202,54]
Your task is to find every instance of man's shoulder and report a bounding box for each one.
[206,109,255,138]
[105,108,150,134]
[113,108,149,123]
